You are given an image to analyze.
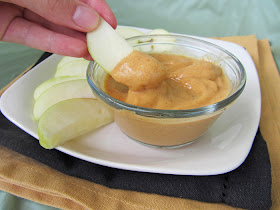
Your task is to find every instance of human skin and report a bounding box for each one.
[0,0,117,59]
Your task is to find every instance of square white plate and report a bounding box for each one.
[0,27,261,175]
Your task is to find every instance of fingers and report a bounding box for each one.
[25,0,99,32]
[23,9,87,42]
[0,2,22,40]
[84,0,117,29]
[2,17,90,58]
[11,0,117,32]
[0,0,117,58]
[83,53,94,61]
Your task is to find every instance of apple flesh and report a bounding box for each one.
[116,27,144,39]
[55,59,90,78]
[33,76,83,100]
[38,98,113,149]
[33,79,95,120]
[87,18,134,73]
[140,29,175,53]
[57,56,85,69]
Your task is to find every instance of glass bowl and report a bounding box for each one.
[87,34,246,148]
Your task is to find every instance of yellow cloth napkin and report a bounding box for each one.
[0,35,279,209]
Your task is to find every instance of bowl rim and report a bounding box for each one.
[87,34,246,118]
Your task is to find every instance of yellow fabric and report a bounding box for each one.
[257,40,280,209]
[0,35,278,209]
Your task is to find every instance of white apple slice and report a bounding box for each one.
[57,56,85,69]
[116,27,144,39]
[148,28,170,36]
[38,98,113,149]
[55,59,90,78]
[148,28,176,45]
[33,76,83,100]
[33,79,95,120]
[141,29,175,53]
[86,18,134,73]
[116,27,145,48]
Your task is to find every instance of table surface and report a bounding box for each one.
[0,0,279,209]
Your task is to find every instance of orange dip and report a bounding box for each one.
[103,50,230,147]
[105,51,230,110]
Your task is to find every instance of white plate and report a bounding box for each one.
[0,27,261,175]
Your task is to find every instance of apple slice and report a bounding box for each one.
[57,56,85,69]
[86,18,134,73]
[148,28,170,35]
[33,76,83,100]
[148,28,176,45]
[38,98,113,149]
[116,27,145,47]
[33,79,95,120]
[55,59,90,78]
[140,29,175,53]
[116,27,144,39]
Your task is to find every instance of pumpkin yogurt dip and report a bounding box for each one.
[102,50,230,147]
[106,51,229,110]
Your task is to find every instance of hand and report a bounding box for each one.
[0,0,117,60]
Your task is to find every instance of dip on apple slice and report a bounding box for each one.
[86,18,167,91]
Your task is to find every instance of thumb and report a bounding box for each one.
[11,0,101,32]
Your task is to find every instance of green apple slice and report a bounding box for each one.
[38,98,113,149]
[57,56,85,69]
[33,79,95,120]
[116,27,144,39]
[33,76,83,100]
[86,18,134,73]
[55,59,90,78]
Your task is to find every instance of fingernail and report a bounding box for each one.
[73,5,100,31]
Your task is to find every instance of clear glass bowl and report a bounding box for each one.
[87,35,246,148]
